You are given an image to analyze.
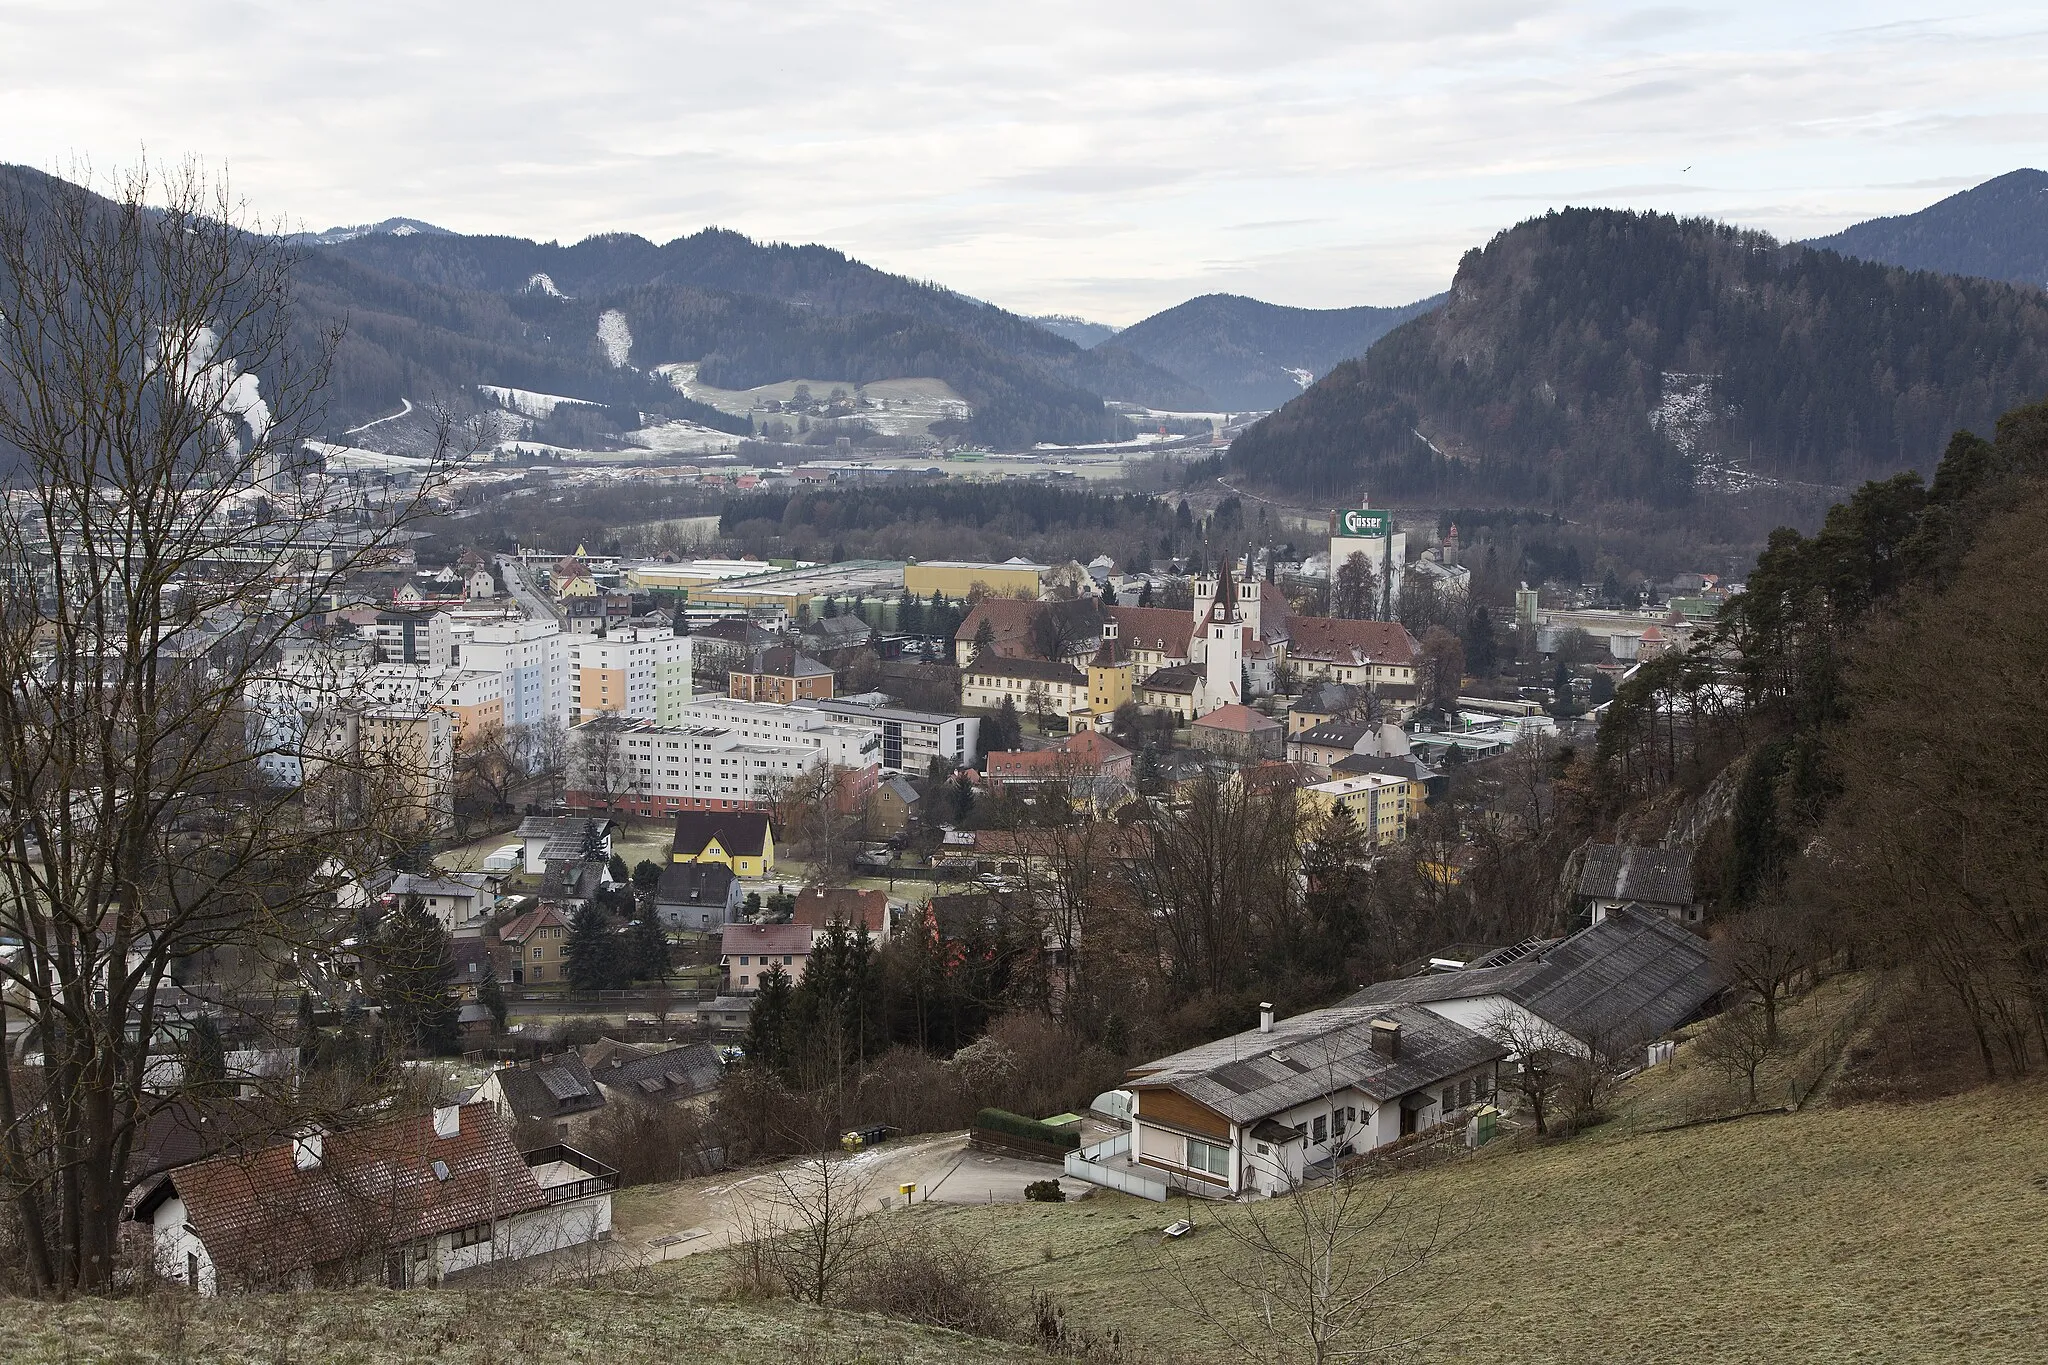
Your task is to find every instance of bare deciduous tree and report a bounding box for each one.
[730,1150,878,1304]
[1163,1174,1447,1365]
[0,160,454,1293]
[1693,1003,1777,1105]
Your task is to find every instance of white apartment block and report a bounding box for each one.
[791,697,978,773]
[460,618,578,734]
[674,697,882,772]
[567,715,870,814]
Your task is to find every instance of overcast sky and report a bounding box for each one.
[3,1,2044,323]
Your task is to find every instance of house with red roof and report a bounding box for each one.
[1190,702,1285,761]
[133,1102,614,1292]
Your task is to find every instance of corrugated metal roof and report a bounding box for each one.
[1577,844,1695,908]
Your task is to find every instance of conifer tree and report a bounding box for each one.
[744,963,796,1079]
[564,902,624,991]
[478,963,508,1033]
[374,896,460,1056]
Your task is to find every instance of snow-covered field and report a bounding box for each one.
[626,418,745,455]
[476,385,604,419]
[656,363,971,438]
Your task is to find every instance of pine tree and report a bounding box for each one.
[1138,581,1154,608]
[564,902,624,990]
[580,819,605,862]
[374,896,459,1056]
[607,852,630,884]
[1100,581,1117,606]
[478,963,508,1033]
[745,964,795,1079]
[627,914,671,983]
[971,615,997,660]
[181,1014,228,1098]
[632,859,663,891]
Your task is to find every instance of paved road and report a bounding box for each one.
[613,1131,1094,1262]
[497,554,560,624]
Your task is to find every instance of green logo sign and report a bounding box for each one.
[1337,508,1389,537]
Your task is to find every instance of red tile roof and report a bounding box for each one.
[791,887,887,933]
[499,903,569,945]
[142,1103,542,1286]
[1193,703,1283,734]
[721,923,816,957]
[1286,617,1419,666]
[1107,605,1197,657]
[955,598,1045,656]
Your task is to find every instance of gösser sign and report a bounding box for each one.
[1337,508,1389,537]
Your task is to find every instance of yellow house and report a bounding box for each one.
[670,809,776,880]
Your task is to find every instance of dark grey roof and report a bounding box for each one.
[655,860,736,908]
[1129,1003,1505,1124]
[1291,682,1360,715]
[1139,662,1202,693]
[1332,754,1438,784]
[491,1055,606,1121]
[1577,844,1695,908]
[590,1042,723,1104]
[1294,721,1372,749]
[1345,905,1719,1050]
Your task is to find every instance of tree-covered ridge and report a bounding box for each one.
[1228,208,2048,506]
[326,224,1211,415]
[1111,291,1445,411]
[1804,168,2048,291]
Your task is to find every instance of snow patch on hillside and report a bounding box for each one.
[477,384,602,419]
[524,273,568,299]
[1284,366,1314,390]
[597,309,633,368]
[1651,371,1721,461]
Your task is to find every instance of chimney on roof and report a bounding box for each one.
[1369,1018,1401,1059]
[1259,1002,1275,1034]
[433,1104,461,1139]
[293,1129,324,1170]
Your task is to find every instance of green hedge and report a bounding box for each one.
[973,1108,1079,1152]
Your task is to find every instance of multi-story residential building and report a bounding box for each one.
[1303,771,1416,845]
[565,714,879,817]
[358,705,455,832]
[568,629,692,725]
[1285,618,1420,701]
[462,618,578,735]
[374,607,454,668]
[789,696,978,773]
[675,698,881,771]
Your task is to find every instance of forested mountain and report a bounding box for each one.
[1227,208,2048,506]
[0,165,1202,448]
[286,217,453,247]
[1805,169,2048,291]
[1112,292,1445,411]
[324,226,1210,417]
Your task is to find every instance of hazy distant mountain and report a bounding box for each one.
[1229,208,2048,507]
[288,217,453,247]
[1805,170,2048,290]
[1111,293,1446,411]
[1030,314,1122,348]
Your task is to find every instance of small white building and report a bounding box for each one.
[1090,1003,1504,1200]
[133,1102,614,1292]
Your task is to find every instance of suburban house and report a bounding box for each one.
[133,1103,615,1293]
[1287,681,1365,735]
[696,995,754,1033]
[652,860,741,931]
[385,872,496,938]
[791,886,890,943]
[498,903,571,986]
[1108,1003,1505,1199]
[1342,904,1722,1056]
[474,1055,607,1142]
[585,1041,725,1108]
[1575,844,1701,925]
[1190,703,1285,761]
[953,596,1060,665]
[868,773,921,834]
[728,645,835,703]
[671,809,777,880]
[721,923,813,991]
[513,815,618,875]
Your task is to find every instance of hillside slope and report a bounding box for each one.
[1113,291,1444,411]
[327,226,1210,416]
[1806,169,2048,291]
[1227,208,2048,505]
